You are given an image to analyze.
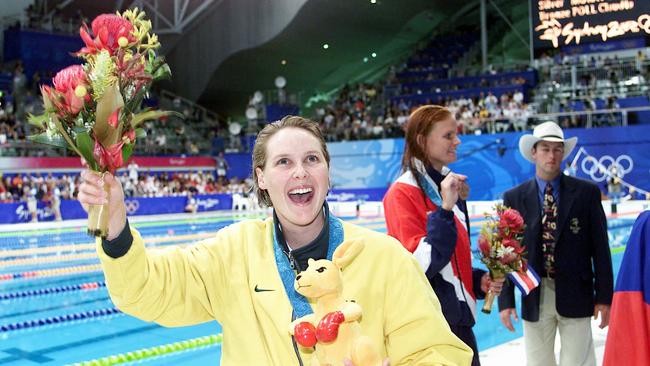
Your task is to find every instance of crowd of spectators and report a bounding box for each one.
[307,25,536,140]
[137,96,223,157]
[310,82,533,140]
[308,49,650,141]
[0,62,46,151]
[0,172,70,221]
[312,83,405,141]
[0,60,223,157]
[0,169,251,203]
[536,50,650,112]
[0,165,255,220]
[438,90,532,133]
[536,50,648,87]
[118,166,251,199]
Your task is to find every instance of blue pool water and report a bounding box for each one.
[0,214,635,365]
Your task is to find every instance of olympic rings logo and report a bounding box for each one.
[124,200,140,215]
[580,154,633,182]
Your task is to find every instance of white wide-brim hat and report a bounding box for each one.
[519,121,577,163]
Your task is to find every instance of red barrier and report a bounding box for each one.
[0,156,216,173]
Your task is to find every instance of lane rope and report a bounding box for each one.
[0,281,105,300]
[0,232,216,258]
[67,334,224,366]
[0,264,102,282]
[0,307,121,333]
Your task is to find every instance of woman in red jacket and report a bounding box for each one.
[383,105,504,366]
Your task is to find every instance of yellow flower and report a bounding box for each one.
[148,33,158,46]
[118,37,129,48]
[142,33,160,49]
[120,7,157,47]
[88,50,117,100]
[74,85,87,98]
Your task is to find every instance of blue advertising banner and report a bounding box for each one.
[265,104,300,123]
[327,188,387,202]
[0,194,233,224]
[223,153,252,180]
[329,138,404,190]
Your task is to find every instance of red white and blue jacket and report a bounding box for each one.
[384,168,486,327]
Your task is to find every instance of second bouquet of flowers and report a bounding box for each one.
[478,204,539,314]
[28,8,180,238]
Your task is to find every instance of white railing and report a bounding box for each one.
[159,89,221,124]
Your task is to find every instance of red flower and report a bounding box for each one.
[93,139,124,173]
[49,65,91,116]
[78,14,136,55]
[502,238,524,254]
[478,236,491,256]
[498,208,524,233]
[53,65,88,93]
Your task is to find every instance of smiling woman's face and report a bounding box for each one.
[256,127,329,231]
[420,116,461,171]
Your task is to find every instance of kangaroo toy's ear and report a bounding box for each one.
[332,240,364,270]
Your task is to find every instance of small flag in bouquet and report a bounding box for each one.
[508,266,540,296]
[478,203,538,313]
[28,8,181,238]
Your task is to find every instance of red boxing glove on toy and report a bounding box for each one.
[294,322,317,347]
[316,311,345,343]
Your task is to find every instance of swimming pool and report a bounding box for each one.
[0,213,635,365]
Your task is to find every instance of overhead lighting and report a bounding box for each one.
[323,43,329,49]
[371,52,377,58]
[281,59,287,65]
[363,57,369,62]
[370,0,377,3]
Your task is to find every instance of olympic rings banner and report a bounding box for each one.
[0,194,233,224]
[450,124,650,200]
[327,124,650,201]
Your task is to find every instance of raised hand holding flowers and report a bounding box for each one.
[478,204,535,314]
[28,8,180,238]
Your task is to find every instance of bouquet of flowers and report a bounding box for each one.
[28,8,179,238]
[477,204,527,314]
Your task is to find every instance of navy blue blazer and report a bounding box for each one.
[497,175,613,321]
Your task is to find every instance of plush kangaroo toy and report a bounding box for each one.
[288,240,382,366]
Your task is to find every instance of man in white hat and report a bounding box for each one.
[498,121,613,366]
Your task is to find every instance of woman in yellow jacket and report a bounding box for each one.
[78,116,473,365]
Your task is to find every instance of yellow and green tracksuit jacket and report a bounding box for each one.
[96,217,473,365]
